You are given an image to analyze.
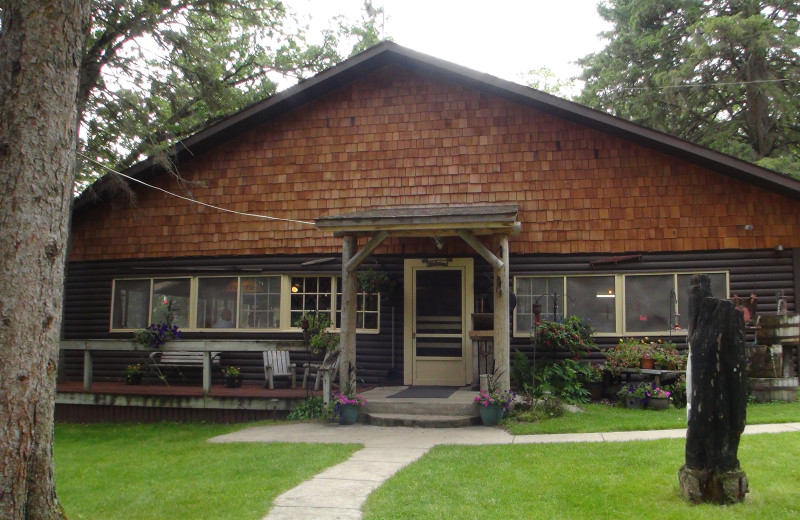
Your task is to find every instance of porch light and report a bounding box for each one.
[291,284,300,293]
[596,289,615,298]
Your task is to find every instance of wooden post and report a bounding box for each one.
[679,274,749,504]
[493,234,510,390]
[202,351,211,397]
[340,235,358,392]
[83,350,93,391]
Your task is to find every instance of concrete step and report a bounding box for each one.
[363,400,476,416]
[366,412,480,428]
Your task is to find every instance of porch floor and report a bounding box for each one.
[56,380,323,399]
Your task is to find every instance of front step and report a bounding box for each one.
[366,412,480,428]
[360,387,481,428]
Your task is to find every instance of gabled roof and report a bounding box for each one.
[75,41,800,214]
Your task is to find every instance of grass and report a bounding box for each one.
[505,393,800,435]
[363,432,800,520]
[54,422,361,520]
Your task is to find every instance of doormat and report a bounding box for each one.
[387,386,460,399]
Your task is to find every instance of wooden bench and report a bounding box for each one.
[263,350,296,389]
[148,351,220,384]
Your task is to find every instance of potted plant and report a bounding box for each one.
[473,388,516,426]
[333,392,367,425]
[221,366,241,388]
[646,385,671,410]
[133,300,182,349]
[582,363,606,401]
[125,363,142,385]
[532,315,596,357]
[357,267,396,296]
[616,382,649,409]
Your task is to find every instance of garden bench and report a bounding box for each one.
[263,350,296,389]
[148,350,220,383]
[302,350,340,390]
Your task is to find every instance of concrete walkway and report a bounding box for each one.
[208,421,800,520]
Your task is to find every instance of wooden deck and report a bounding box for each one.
[55,381,330,423]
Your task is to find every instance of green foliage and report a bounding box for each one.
[357,267,395,294]
[535,359,591,405]
[511,349,533,390]
[578,0,800,175]
[297,312,340,353]
[508,394,565,423]
[77,0,383,189]
[532,315,596,356]
[288,396,334,421]
[665,375,687,408]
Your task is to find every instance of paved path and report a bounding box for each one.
[209,421,800,520]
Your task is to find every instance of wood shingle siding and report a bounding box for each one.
[69,63,800,262]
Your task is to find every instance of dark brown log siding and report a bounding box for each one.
[62,248,794,384]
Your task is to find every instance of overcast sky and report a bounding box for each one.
[291,0,612,89]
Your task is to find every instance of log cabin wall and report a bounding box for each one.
[62,249,794,384]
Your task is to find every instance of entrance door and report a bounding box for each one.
[404,259,473,386]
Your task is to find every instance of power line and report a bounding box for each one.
[79,152,315,226]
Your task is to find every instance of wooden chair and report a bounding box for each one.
[262,350,296,389]
[302,350,340,390]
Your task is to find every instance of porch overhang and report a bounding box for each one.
[314,204,521,237]
[316,204,519,391]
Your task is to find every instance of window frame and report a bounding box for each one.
[513,271,729,337]
[110,274,380,334]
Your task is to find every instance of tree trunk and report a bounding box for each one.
[679,274,749,504]
[0,1,89,519]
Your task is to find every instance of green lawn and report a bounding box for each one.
[54,422,361,520]
[363,432,800,520]
[505,394,800,435]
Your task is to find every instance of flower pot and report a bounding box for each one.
[224,377,241,388]
[624,397,645,409]
[587,381,604,401]
[648,396,670,410]
[640,358,655,370]
[479,404,503,426]
[126,373,142,385]
[338,404,359,425]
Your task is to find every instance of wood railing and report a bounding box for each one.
[59,339,305,396]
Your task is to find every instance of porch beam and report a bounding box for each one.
[344,231,390,273]
[340,235,358,391]
[458,230,504,270]
[493,234,511,390]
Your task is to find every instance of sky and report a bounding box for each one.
[290,0,612,92]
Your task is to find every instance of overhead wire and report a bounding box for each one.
[78,152,315,226]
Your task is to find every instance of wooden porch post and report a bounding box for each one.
[340,235,358,391]
[493,234,511,390]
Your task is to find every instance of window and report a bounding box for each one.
[335,277,380,330]
[111,274,379,333]
[514,272,728,336]
[515,277,563,333]
[110,278,190,330]
[290,276,332,326]
[567,276,617,333]
[111,279,150,329]
[239,276,281,329]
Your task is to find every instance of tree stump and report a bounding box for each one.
[678,274,749,504]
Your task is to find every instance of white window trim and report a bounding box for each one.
[110,274,381,334]
[513,271,729,338]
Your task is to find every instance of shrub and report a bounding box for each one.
[288,397,333,421]
[535,358,591,404]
